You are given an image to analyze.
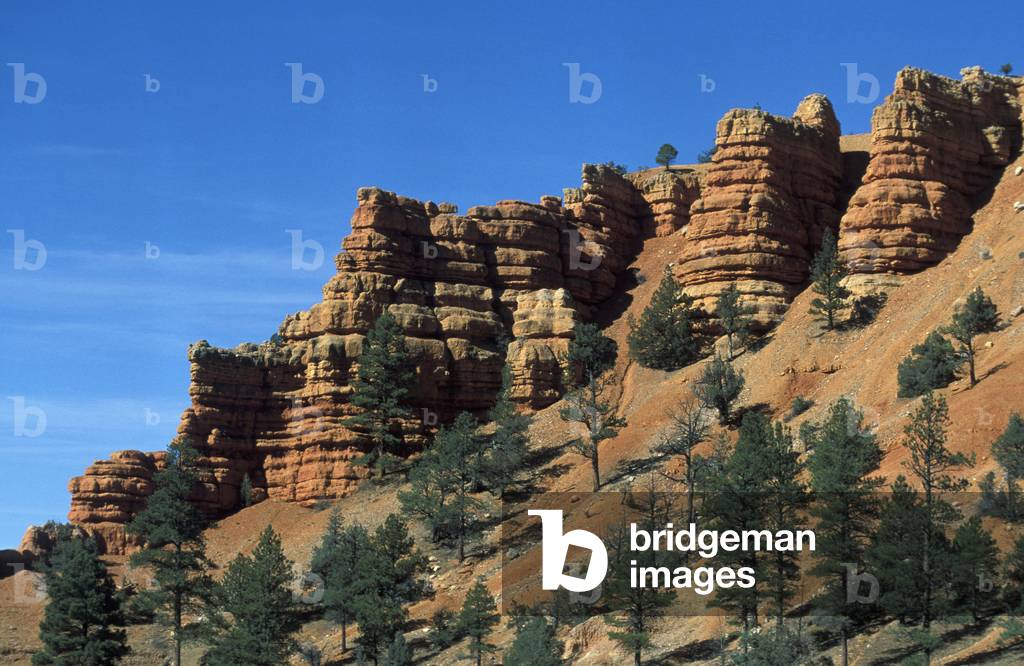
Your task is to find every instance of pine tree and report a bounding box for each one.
[942,287,1000,386]
[901,392,973,666]
[478,364,532,498]
[808,228,850,330]
[457,578,499,666]
[605,486,678,666]
[897,330,959,398]
[399,413,488,560]
[345,310,417,478]
[949,516,999,621]
[560,322,624,490]
[351,515,427,664]
[384,632,411,666]
[126,437,211,666]
[715,283,755,360]
[240,473,253,507]
[655,398,711,528]
[868,476,933,623]
[33,536,129,666]
[627,268,701,370]
[504,616,563,666]
[807,399,883,666]
[204,526,302,666]
[311,510,371,652]
[993,413,1024,520]
[705,414,775,632]
[693,355,744,425]
[566,322,617,387]
[749,415,809,628]
[655,143,678,169]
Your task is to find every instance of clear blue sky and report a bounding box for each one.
[1,0,1019,547]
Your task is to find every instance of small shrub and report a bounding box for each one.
[696,147,715,163]
[602,161,628,175]
[848,292,888,327]
[897,330,958,398]
[785,396,814,421]
[428,608,460,649]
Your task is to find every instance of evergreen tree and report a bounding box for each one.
[715,283,755,360]
[693,354,745,425]
[867,476,934,623]
[605,486,678,665]
[560,322,624,490]
[901,392,973,666]
[204,526,301,666]
[705,414,774,632]
[729,625,816,665]
[627,268,701,370]
[351,515,427,664]
[808,228,850,330]
[949,516,999,621]
[127,437,212,666]
[345,310,417,478]
[384,632,411,666]
[504,616,563,666]
[33,536,129,666]
[942,286,1000,386]
[750,415,809,628]
[993,413,1024,520]
[478,364,532,498]
[240,473,253,507]
[807,399,882,666]
[311,510,371,652]
[399,413,488,560]
[655,398,711,528]
[457,578,499,666]
[655,143,678,169]
[897,330,959,398]
[1002,536,1024,611]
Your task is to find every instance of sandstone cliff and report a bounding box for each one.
[840,66,1023,290]
[673,94,844,326]
[57,68,1024,556]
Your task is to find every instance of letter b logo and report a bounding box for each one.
[529,509,607,593]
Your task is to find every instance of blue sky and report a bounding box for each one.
[2,0,1019,547]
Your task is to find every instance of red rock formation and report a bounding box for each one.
[66,166,668,551]
[840,67,1023,289]
[66,450,163,554]
[674,94,844,325]
[629,168,704,237]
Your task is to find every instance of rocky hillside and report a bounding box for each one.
[4,64,1024,665]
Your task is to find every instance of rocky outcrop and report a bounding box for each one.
[66,166,666,552]
[66,450,164,554]
[840,67,1023,289]
[674,94,844,325]
[506,288,579,406]
[629,168,704,237]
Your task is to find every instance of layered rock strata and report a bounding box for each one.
[840,67,1023,289]
[674,94,844,325]
[65,166,663,552]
